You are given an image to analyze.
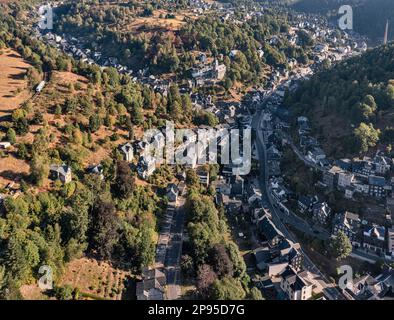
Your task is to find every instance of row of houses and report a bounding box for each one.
[297,116,393,200]
[332,211,394,260]
[323,154,394,199]
[254,213,314,300]
[297,116,329,166]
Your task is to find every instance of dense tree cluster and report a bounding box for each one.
[184,188,261,300]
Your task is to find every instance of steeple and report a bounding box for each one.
[383,20,389,45]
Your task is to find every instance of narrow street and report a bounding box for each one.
[154,185,187,300]
[252,95,345,300]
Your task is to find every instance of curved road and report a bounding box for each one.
[252,96,345,300]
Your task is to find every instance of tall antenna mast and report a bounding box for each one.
[384,20,389,45]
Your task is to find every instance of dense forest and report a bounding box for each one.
[284,43,394,157]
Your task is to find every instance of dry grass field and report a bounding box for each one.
[0,49,33,188]
[0,48,32,118]
[127,9,188,33]
[59,257,133,300]
[20,257,134,300]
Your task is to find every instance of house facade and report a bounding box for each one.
[280,266,313,300]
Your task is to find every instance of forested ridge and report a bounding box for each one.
[285,43,394,157]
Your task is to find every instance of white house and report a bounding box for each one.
[280,266,313,300]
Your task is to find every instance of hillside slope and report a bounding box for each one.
[285,43,394,157]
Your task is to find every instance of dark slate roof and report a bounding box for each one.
[298,195,312,207]
[288,247,301,261]
[253,247,271,264]
[281,266,309,291]
[335,159,352,171]
[50,164,71,176]
[368,175,386,187]
[259,216,284,241]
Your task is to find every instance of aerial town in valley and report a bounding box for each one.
[0,0,393,303]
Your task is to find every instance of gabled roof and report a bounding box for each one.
[312,202,331,216]
[50,164,71,176]
[259,215,284,242]
[120,142,133,153]
[298,195,313,207]
[280,266,310,291]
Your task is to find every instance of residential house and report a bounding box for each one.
[166,183,179,203]
[214,59,226,80]
[137,156,156,180]
[196,167,210,186]
[49,164,72,184]
[213,177,231,196]
[280,266,313,300]
[352,176,370,195]
[335,158,352,172]
[230,175,244,198]
[271,184,289,203]
[353,159,374,176]
[298,195,318,213]
[254,238,303,276]
[307,147,326,164]
[323,166,342,189]
[87,164,104,180]
[332,212,361,247]
[368,175,386,198]
[346,270,394,300]
[253,247,271,271]
[344,186,356,199]
[220,194,243,215]
[299,135,318,151]
[363,225,386,255]
[259,214,285,247]
[120,142,134,162]
[136,268,166,300]
[338,171,355,189]
[373,155,392,175]
[311,202,331,225]
[346,275,382,300]
[266,145,281,161]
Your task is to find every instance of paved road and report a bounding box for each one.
[252,96,345,300]
[165,198,186,300]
